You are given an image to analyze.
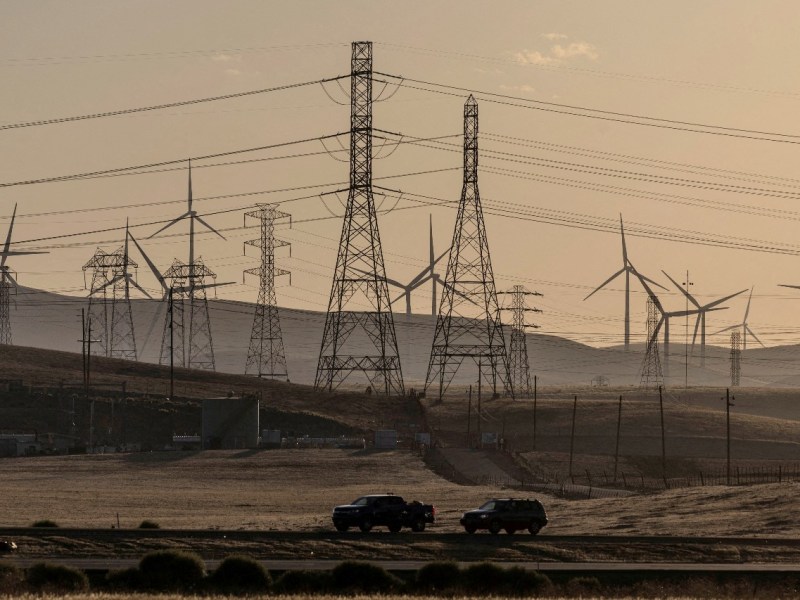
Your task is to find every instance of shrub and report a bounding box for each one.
[210,555,271,594]
[30,519,59,528]
[462,562,507,595]
[0,563,24,594]
[416,561,461,592]
[26,562,88,592]
[138,519,160,529]
[331,561,402,593]
[105,567,141,591]
[565,575,601,596]
[138,549,205,592]
[273,569,332,594]
[504,566,552,596]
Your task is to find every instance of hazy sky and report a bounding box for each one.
[3,1,800,350]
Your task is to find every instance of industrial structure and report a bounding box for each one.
[149,163,227,370]
[640,295,663,388]
[315,41,404,395]
[244,204,291,379]
[730,331,741,387]
[500,285,542,398]
[0,204,45,345]
[425,95,511,401]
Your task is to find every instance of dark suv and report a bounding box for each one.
[460,498,548,535]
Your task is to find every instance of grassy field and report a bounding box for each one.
[2,449,800,539]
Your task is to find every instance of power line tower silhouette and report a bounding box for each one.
[640,295,663,388]
[425,95,512,401]
[500,285,542,399]
[730,331,741,387]
[244,204,291,379]
[0,205,44,345]
[150,162,227,370]
[315,41,404,395]
[82,239,140,359]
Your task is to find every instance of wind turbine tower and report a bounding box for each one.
[662,271,746,366]
[584,215,665,351]
[0,204,46,345]
[149,162,226,370]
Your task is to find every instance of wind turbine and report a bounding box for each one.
[584,215,666,351]
[662,271,746,366]
[0,204,47,345]
[715,287,764,350]
[634,270,715,381]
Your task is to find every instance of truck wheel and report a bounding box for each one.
[528,521,541,535]
[359,518,373,533]
[411,517,426,532]
[388,523,402,533]
[334,523,349,532]
[464,524,477,534]
[488,519,502,535]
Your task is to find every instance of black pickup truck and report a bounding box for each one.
[332,494,436,533]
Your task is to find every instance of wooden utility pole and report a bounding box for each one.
[659,386,666,481]
[569,395,577,483]
[533,374,538,450]
[726,388,734,485]
[613,395,623,482]
[466,385,472,447]
[168,287,174,400]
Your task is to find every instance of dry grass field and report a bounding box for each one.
[2,449,800,540]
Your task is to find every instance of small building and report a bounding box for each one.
[201,397,259,449]
[0,433,40,457]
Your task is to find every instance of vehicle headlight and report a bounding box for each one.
[480,514,488,519]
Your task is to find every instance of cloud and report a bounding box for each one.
[543,33,568,41]
[513,50,557,66]
[551,42,599,61]
[500,84,537,94]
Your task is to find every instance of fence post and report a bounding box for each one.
[700,471,704,486]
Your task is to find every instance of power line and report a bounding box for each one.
[0,74,349,132]
[374,73,800,144]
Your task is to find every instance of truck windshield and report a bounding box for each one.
[351,497,371,506]
[479,500,497,510]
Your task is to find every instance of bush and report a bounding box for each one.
[138,520,160,529]
[273,569,332,594]
[462,562,508,595]
[416,561,461,592]
[26,562,88,592]
[0,563,24,594]
[30,519,59,528]
[565,575,601,596]
[105,567,141,591]
[210,555,271,594]
[138,550,205,591]
[331,561,402,593]
[504,566,552,596]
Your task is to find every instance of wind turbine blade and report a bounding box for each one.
[743,287,754,322]
[406,265,432,288]
[148,213,190,239]
[712,324,739,335]
[632,269,664,313]
[406,273,433,293]
[129,232,168,292]
[187,159,193,212]
[619,214,628,264]
[662,270,699,308]
[690,315,701,355]
[635,270,668,291]
[129,277,153,300]
[1,203,17,268]
[703,289,747,310]
[745,325,766,348]
[93,274,125,293]
[778,284,800,290]
[583,268,625,300]
[194,215,226,240]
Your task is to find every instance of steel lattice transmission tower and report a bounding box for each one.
[640,296,664,388]
[244,204,291,379]
[0,204,44,345]
[82,225,145,360]
[315,41,404,395]
[150,163,227,371]
[730,331,741,387]
[499,286,542,398]
[425,95,512,401]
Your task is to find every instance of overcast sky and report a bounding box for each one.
[2,1,800,349]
